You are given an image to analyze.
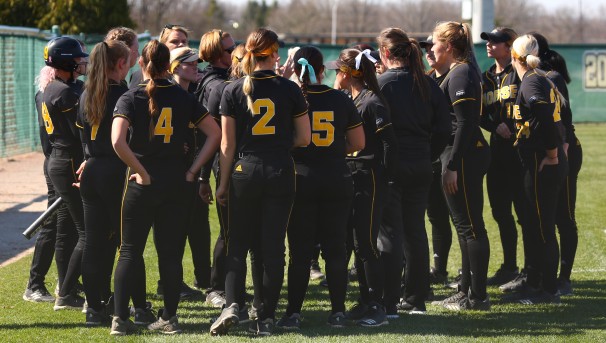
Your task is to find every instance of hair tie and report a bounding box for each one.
[459,22,464,29]
[297,58,317,84]
[355,49,377,70]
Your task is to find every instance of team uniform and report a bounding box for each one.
[43,78,87,303]
[283,84,362,320]
[112,79,209,322]
[77,81,141,317]
[438,62,491,305]
[378,67,451,312]
[512,69,567,300]
[481,63,528,282]
[545,70,582,291]
[346,87,396,323]
[220,70,307,323]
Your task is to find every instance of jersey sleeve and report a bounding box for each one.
[207,82,227,122]
[369,95,392,133]
[220,84,237,118]
[113,92,135,124]
[76,95,85,130]
[526,78,560,150]
[190,94,209,126]
[344,96,363,130]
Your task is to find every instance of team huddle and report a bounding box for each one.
[22,21,580,336]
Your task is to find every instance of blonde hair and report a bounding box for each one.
[230,44,246,79]
[159,25,189,44]
[241,28,279,112]
[199,29,231,63]
[35,66,56,92]
[84,41,130,126]
[512,34,541,69]
[433,21,481,77]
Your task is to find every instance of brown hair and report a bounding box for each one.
[105,27,137,47]
[293,46,323,104]
[84,40,130,126]
[141,40,170,120]
[377,27,430,102]
[241,28,279,111]
[230,44,246,79]
[339,48,387,108]
[159,25,189,44]
[199,29,231,63]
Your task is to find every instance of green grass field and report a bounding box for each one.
[1,123,605,342]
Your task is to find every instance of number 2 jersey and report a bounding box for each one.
[291,84,362,163]
[220,70,308,154]
[513,69,565,151]
[113,79,208,167]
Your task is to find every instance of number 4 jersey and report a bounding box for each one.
[220,70,308,154]
[113,79,208,162]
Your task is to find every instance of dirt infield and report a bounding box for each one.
[0,152,47,265]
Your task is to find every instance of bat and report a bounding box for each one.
[22,197,63,240]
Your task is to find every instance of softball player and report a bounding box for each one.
[480,28,528,286]
[77,40,131,325]
[429,22,491,311]
[42,37,89,310]
[376,28,451,315]
[530,32,582,296]
[327,48,397,326]
[209,28,310,336]
[277,46,364,329]
[110,40,220,335]
[505,34,567,304]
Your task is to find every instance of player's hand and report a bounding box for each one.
[216,182,228,207]
[183,143,190,154]
[563,142,569,158]
[442,168,458,195]
[199,183,214,204]
[539,156,558,172]
[71,161,86,188]
[130,172,151,185]
[495,123,512,139]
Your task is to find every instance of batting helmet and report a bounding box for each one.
[44,37,89,72]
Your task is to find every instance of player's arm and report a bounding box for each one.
[292,113,311,148]
[345,125,365,154]
[216,115,236,206]
[111,117,150,185]
[188,114,221,181]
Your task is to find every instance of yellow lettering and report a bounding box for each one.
[251,99,276,135]
[42,102,54,134]
[91,124,99,140]
[154,107,174,143]
[311,111,335,147]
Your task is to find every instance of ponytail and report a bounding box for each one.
[85,40,129,126]
[141,40,170,118]
[241,28,280,112]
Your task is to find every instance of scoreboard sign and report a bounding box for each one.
[584,51,606,91]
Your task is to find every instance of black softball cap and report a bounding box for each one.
[419,35,433,48]
[481,30,511,43]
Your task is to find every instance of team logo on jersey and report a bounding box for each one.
[235,164,243,172]
[455,90,465,97]
[376,118,383,126]
[528,95,537,104]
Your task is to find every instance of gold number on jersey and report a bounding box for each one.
[41,102,55,134]
[311,111,335,147]
[251,99,276,135]
[154,107,174,143]
[91,124,99,141]
[550,88,562,122]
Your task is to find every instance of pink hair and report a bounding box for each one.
[35,66,56,92]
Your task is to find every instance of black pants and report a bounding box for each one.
[80,157,127,311]
[184,181,211,288]
[27,156,59,291]
[380,160,432,308]
[286,162,353,315]
[114,170,190,320]
[486,137,529,271]
[557,139,582,281]
[441,144,490,300]
[48,147,85,297]
[519,147,568,294]
[224,153,295,321]
[209,156,228,293]
[347,160,388,305]
[427,160,452,275]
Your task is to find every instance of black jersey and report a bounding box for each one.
[42,79,85,150]
[35,91,52,157]
[437,62,486,171]
[195,65,229,108]
[481,63,520,140]
[77,82,129,158]
[208,80,231,122]
[291,84,362,163]
[220,70,308,154]
[345,88,391,162]
[113,79,208,165]
[545,70,575,144]
[513,70,565,151]
[378,67,451,162]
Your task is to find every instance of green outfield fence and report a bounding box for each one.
[1,25,606,158]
